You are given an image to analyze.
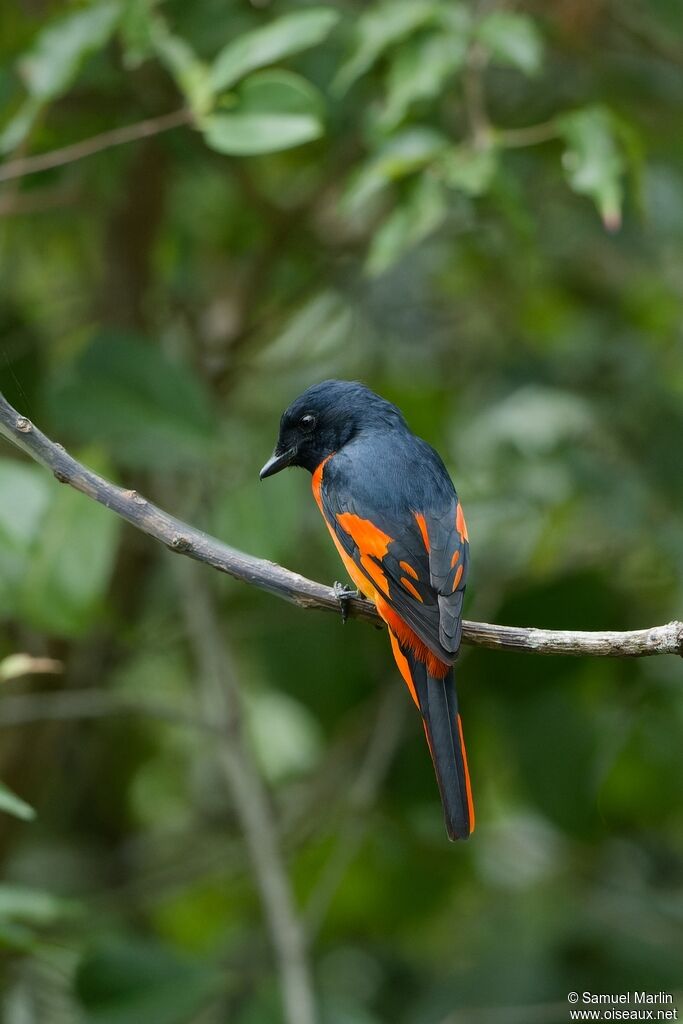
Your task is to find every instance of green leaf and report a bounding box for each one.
[381,31,468,130]
[0,884,80,951]
[19,1,121,101]
[476,11,543,76]
[151,21,213,117]
[17,453,121,637]
[75,937,219,1024]
[119,0,156,69]
[46,333,217,469]
[0,921,35,952]
[210,7,340,93]
[333,0,442,96]
[440,142,499,196]
[203,70,324,156]
[255,290,355,373]
[343,128,448,212]
[558,106,625,229]
[0,460,51,551]
[0,1,121,152]
[0,783,35,822]
[0,460,51,616]
[366,173,447,275]
[0,97,42,155]
[0,884,79,926]
[245,690,323,782]
[0,455,119,634]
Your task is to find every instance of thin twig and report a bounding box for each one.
[463,42,492,148]
[462,32,560,152]
[497,120,560,148]
[0,184,81,217]
[0,654,62,682]
[304,687,406,936]
[174,557,317,1024]
[0,688,225,734]
[0,391,681,658]
[0,109,191,184]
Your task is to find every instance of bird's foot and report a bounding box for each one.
[333,581,360,624]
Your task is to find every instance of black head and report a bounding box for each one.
[259,379,407,478]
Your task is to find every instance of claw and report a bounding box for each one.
[333,581,360,624]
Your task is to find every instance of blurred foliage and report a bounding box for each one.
[1,0,683,1022]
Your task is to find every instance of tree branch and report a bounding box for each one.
[497,121,560,149]
[0,390,680,659]
[0,687,223,734]
[0,109,191,184]
[0,654,62,682]
[173,556,317,1024]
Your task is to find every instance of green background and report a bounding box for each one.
[0,1,682,1021]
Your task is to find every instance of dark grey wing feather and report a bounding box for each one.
[320,462,468,663]
[428,504,469,654]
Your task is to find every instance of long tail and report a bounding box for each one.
[389,631,474,841]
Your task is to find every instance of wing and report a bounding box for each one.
[320,466,468,664]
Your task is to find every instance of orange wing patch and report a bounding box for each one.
[399,560,418,580]
[311,457,451,682]
[362,556,390,596]
[400,576,423,603]
[377,596,449,679]
[389,630,419,707]
[450,549,460,569]
[451,564,464,592]
[456,502,469,543]
[335,512,393,600]
[415,512,430,551]
[336,513,393,561]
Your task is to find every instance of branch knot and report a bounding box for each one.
[170,534,192,553]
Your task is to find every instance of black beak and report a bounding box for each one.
[259,447,296,480]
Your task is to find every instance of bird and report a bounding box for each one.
[260,380,473,841]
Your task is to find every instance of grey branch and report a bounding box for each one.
[0,109,191,184]
[0,688,223,734]
[0,391,681,659]
[174,556,317,1024]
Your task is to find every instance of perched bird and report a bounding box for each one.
[260,380,473,840]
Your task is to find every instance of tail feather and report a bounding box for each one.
[391,631,474,841]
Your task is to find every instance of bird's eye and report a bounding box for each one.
[300,414,316,432]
